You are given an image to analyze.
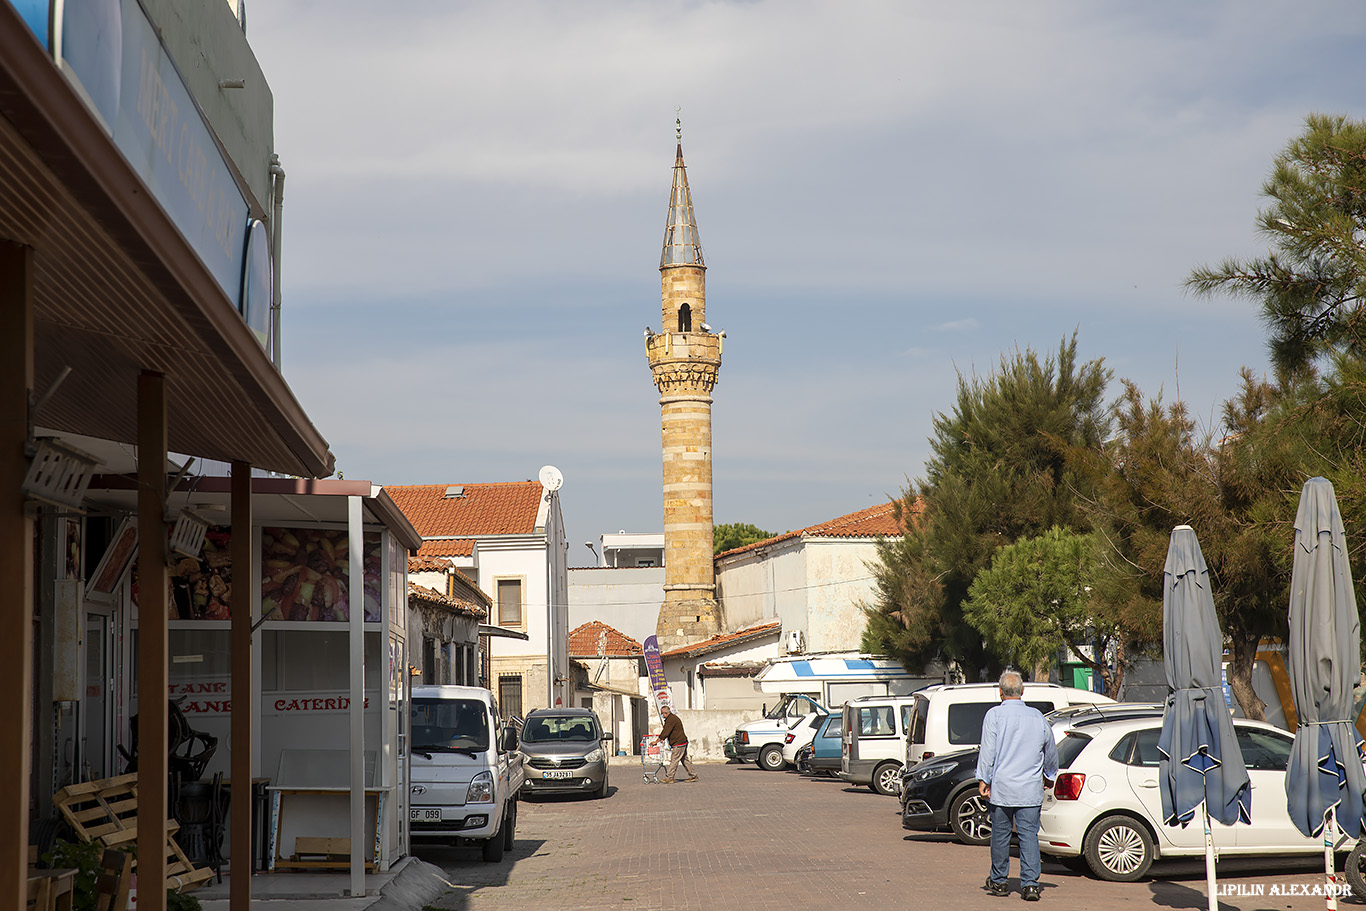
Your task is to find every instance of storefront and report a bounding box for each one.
[76,476,422,873]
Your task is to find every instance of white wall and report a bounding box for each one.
[714,540,804,630]
[474,536,549,661]
[568,566,665,643]
[804,539,879,652]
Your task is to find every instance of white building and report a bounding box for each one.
[388,479,568,717]
[714,502,904,653]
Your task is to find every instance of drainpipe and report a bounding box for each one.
[268,154,285,369]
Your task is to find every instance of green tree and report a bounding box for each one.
[1074,375,1296,719]
[1188,113,1366,378]
[962,527,1130,698]
[863,334,1111,679]
[713,522,775,554]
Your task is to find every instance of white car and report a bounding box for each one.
[1039,715,1323,881]
[781,712,825,768]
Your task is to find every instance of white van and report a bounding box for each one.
[839,695,919,795]
[904,682,1114,765]
[409,685,525,862]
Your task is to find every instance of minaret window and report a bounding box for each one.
[678,303,692,333]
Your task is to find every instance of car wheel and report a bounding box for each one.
[1083,815,1154,882]
[481,829,506,862]
[595,774,609,799]
[502,800,517,850]
[949,789,992,846]
[758,745,786,772]
[871,761,902,796]
[1345,841,1366,900]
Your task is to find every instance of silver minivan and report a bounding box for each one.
[409,685,524,861]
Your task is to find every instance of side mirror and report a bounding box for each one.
[500,726,519,753]
[601,733,614,742]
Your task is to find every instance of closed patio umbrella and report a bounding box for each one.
[1286,477,1364,909]
[1157,525,1251,911]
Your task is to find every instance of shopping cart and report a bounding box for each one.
[640,736,669,783]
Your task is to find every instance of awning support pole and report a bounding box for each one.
[0,240,34,911]
[230,460,253,911]
[348,495,366,896]
[137,370,169,911]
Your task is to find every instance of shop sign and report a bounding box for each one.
[18,0,267,338]
[9,0,50,49]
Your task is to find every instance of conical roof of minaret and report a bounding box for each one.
[660,142,704,269]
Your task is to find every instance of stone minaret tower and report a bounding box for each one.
[646,128,723,649]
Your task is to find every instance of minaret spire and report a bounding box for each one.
[646,123,723,649]
[661,113,704,269]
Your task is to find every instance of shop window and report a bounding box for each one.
[499,675,523,720]
[262,630,382,692]
[497,580,523,628]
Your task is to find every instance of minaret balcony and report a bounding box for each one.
[645,331,722,367]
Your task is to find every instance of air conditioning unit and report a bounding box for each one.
[784,630,806,655]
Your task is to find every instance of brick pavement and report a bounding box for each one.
[416,761,1349,910]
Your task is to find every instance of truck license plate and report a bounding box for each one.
[543,769,573,780]
[410,807,442,821]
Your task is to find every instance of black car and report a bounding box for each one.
[900,702,1164,845]
[901,748,990,844]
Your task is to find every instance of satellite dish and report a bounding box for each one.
[539,465,563,492]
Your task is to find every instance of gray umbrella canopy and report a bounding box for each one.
[1157,526,1251,827]
[1285,477,1366,839]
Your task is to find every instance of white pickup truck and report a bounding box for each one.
[733,693,828,771]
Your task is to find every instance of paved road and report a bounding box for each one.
[416,760,1351,910]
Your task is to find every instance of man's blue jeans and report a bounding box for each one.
[988,803,1041,888]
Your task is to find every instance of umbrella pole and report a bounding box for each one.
[1203,801,1217,911]
[1325,806,1338,910]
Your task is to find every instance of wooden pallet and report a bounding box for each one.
[51,774,212,892]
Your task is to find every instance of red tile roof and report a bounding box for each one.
[387,481,543,538]
[568,621,643,658]
[661,620,782,658]
[408,556,453,573]
[715,499,918,559]
[416,539,475,558]
[408,582,487,620]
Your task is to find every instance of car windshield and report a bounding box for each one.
[521,714,599,743]
[410,698,490,752]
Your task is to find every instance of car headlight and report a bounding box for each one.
[584,748,604,763]
[467,770,495,804]
[913,763,955,782]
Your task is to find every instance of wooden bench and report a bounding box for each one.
[51,774,212,892]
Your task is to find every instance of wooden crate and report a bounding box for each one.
[52,775,212,892]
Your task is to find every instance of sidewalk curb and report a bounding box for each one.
[364,859,453,911]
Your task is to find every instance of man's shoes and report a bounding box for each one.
[1021,885,1041,902]
[684,776,699,782]
[659,778,675,783]
[984,878,1009,897]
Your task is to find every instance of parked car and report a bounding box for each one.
[900,704,1164,845]
[840,694,919,795]
[733,692,827,771]
[781,712,825,769]
[518,707,613,799]
[409,685,524,861]
[797,714,843,775]
[1039,715,1327,881]
[904,682,1113,766]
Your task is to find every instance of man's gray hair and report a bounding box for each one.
[998,669,1024,698]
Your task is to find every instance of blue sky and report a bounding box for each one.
[247,1,1366,566]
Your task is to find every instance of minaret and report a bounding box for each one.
[647,123,723,649]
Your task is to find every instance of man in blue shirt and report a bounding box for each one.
[975,670,1058,901]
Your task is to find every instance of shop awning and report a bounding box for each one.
[479,624,531,641]
[0,4,333,478]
